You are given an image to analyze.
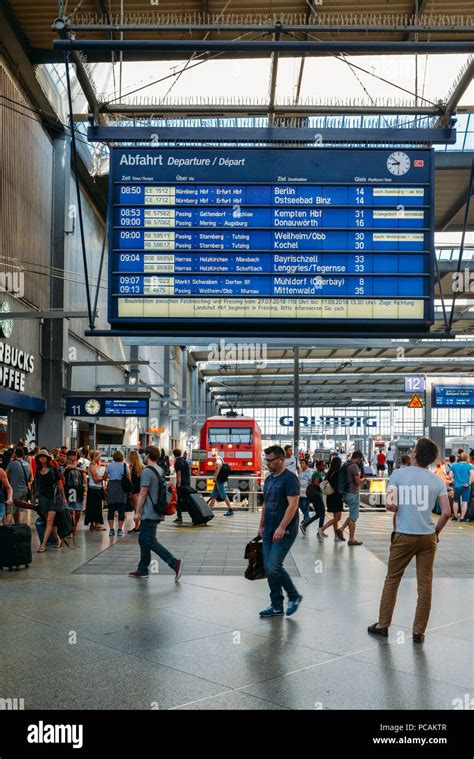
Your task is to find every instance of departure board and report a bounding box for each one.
[109,148,434,334]
[433,386,474,408]
[65,397,149,417]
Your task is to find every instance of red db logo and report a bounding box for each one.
[414,160,424,168]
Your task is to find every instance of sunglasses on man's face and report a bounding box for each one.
[265,456,283,463]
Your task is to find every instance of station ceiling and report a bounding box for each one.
[2,0,473,412]
[7,1,474,55]
[191,339,474,409]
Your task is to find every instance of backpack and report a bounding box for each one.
[146,467,167,516]
[216,462,231,482]
[165,481,177,516]
[338,463,350,494]
[66,468,84,502]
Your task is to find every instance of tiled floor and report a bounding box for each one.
[0,510,472,710]
[72,518,300,576]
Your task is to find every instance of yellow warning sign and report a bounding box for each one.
[408,394,424,409]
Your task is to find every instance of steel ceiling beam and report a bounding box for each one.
[436,58,474,129]
[87,126,456,143]
[53,18,105,126]
[62,23,474,35]
[102,103,443,116]
[53,39,474,55]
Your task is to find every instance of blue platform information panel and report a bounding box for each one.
[66,397,149,417]
[433,386,474,408]
[109,148,434,333]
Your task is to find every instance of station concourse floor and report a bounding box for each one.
[1,510,472,711]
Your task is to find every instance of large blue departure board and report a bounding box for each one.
[108,148,434,334]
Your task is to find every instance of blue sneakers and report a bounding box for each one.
[286,595,303,617]
[259,606,284,618]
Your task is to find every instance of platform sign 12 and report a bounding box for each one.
[404,376,425,393]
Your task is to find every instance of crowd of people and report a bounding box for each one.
[281,444,474,550]
[1,437,472,638]
[258,437,466,642]
[0,443,185,581]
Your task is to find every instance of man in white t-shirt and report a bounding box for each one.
[284,445,299,475]
[368,437,451,643]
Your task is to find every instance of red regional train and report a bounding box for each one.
[198,416,263,477]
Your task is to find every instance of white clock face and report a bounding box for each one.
[85,399,101,415]
[387,151,411,176]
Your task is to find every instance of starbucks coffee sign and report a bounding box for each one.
[0,340,35,392]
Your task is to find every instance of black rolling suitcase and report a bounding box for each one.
[0,524,32,570]
[186,492,214,525]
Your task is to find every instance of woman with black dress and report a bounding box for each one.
[35,449,67,552]
[84,450,106,530]
[320,456,346,541]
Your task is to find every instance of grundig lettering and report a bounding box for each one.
[279,416,377,428]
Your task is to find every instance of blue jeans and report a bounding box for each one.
[299,497,310,522]
[262,531,300,610]
[138,519,177,575]
[211,481,227,501]
[305,493,325,528]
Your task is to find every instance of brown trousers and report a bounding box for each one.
[378,532,437,634]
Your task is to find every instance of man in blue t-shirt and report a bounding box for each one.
[258,445,302,618]
[450,453,474,521]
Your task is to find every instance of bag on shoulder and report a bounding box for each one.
[121,463,133,494]
[338,463,350,494]
[320,478,335,496]
[216,462,231,482]
[146,466,167,516]
[19,461,32,501]
[54,507,74,541]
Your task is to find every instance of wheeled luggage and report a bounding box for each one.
[186,492,214,525]
[0,524,32,570]
[35,517,56,546]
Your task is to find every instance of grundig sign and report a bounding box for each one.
[279,415,377,428]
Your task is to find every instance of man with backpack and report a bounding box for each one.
[208,452,234,516]
[338,450,366,546]
[129,446,183,581]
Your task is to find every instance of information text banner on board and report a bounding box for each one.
[109,148,434,335]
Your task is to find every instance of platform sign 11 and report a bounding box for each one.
[404,376,425,394]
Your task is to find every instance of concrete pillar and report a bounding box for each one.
[39,135,70,448]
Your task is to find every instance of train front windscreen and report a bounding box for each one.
[208,427,253,445]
